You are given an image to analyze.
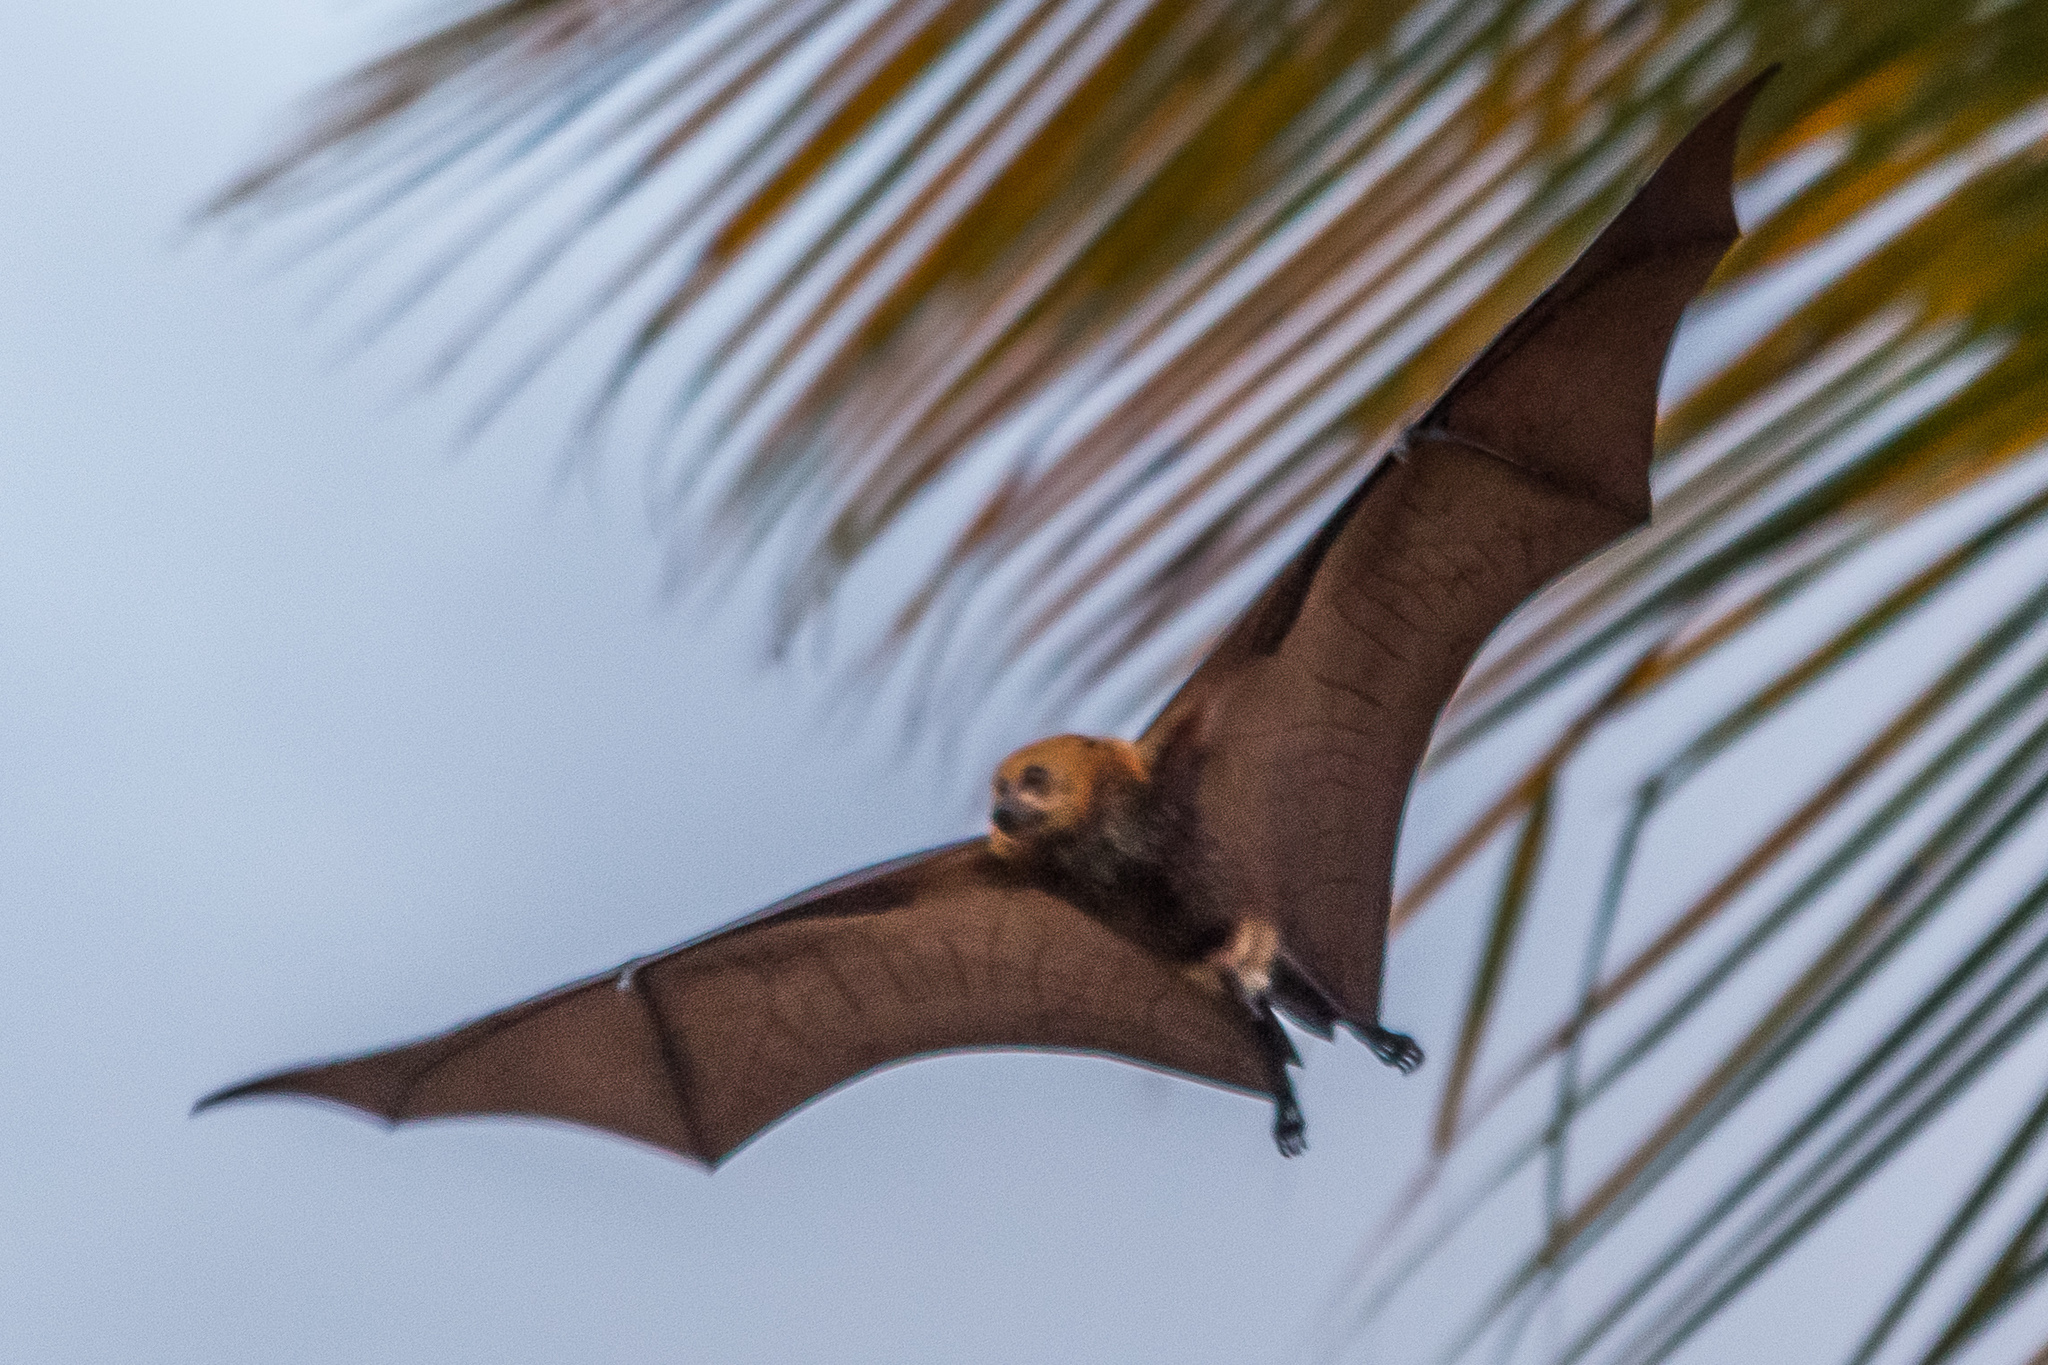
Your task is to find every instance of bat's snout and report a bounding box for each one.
[991,794,1045,838]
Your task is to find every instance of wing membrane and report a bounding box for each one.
[200,841,1273,1165]
[1147,75,1768,1029]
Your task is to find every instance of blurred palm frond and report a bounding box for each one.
[214,1,2048,1360]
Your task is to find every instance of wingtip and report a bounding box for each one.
[190,1082,243,1117]
[190,1062,402,1126]
[1603,64,1777,256]
[1670,65,1775,165]
[193,1067,300,1115]
[1705,64,1778,153]
[1691,65,1777,165]
[191,1071,324,1117]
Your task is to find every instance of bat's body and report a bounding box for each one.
[983,730,1339,1152]
[199,76,1769,1166]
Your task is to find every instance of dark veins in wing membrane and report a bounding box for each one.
[1239,457,1395,658]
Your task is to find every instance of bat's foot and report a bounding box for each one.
[1363,1025,1424,1074]
[1273,1096,1307,1157]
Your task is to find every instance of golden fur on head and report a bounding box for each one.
[988,734,1146,860]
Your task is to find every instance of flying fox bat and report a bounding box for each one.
[197,74,1768,1164]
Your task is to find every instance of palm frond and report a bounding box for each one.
[207,0,1763,718]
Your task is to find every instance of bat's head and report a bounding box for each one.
[989,734,1147,861]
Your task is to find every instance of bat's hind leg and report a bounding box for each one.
[1211,920,1306,1156]
[1212,918,1280,996]
[1361,1024,1424,1074]
[1254,1000,1307,1156]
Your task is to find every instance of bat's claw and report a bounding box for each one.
[1273,1099,1307,1157]
[1363,1025,1424,1074]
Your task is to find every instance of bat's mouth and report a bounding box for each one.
[991,799,1044,837]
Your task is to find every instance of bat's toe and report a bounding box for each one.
[1273,1098,1307,1157]
[1363,1025,1424,1074]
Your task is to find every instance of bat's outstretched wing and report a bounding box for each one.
[197,841,1273,1166]
[1143,74,1770,1033]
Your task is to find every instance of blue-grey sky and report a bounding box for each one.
[11,6,2048,1364]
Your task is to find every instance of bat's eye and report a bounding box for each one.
[1018,764,1051,797]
